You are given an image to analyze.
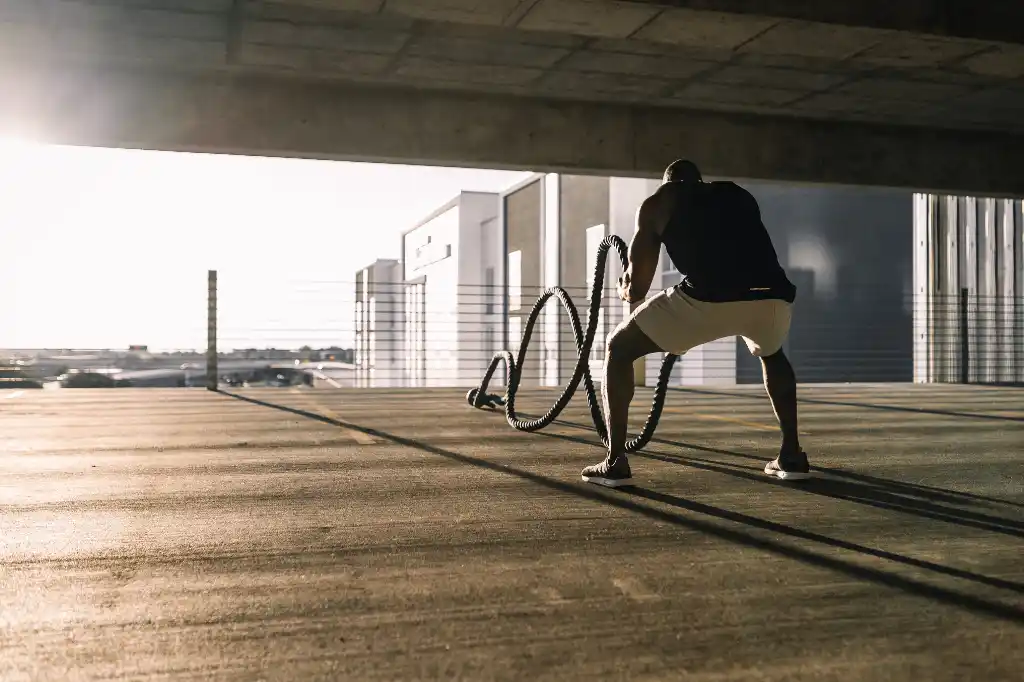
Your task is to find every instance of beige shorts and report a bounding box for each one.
[631,287,792,357]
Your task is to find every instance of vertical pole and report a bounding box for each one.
[959,286,969,384]
[207,270,218,391]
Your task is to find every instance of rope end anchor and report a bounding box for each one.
[466,388,504,409]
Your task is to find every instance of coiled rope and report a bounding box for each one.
[467,234,679,452]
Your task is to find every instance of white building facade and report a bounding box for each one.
[358,175,923,388]
[912,194,1023,384]
[353,259,403,387]
[502,173,737,389]
[400,191,502,387]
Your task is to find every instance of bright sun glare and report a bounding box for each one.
[0,135,44,159]
[0,136,528,351]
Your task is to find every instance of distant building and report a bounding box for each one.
[400,192,502,387]
[503,174,917,387]
[353,259,403,387]
[354,176,920,388]
[912,194,1024,384]
[502,174,649,386]
[501,173,746,387]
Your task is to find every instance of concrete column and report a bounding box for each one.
[915,192,1024,385]
[997,199,1017,381]
[497,195,508,389]
[978,198,998,382]
[938,195,960,382]
[1016,200,1024,383]
[206,270,217,391]
[960,197,979,382]
[912,193,932,382]
[542,173,560,388]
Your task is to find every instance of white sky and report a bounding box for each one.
[0,139,530,351]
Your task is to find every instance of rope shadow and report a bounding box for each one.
[216,389,1024,625]
[536,414,1024,539]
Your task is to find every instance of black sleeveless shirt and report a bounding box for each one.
[659,181,796,304]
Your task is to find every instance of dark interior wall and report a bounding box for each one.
[560,175,611,293]
[505,179,543,384]
[737,183,915,383]
[506,180,541,292]
[559,176,611,379]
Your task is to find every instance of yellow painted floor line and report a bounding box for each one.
[612,577,662,603]
[661,406,812,435]
[290,391,378,445]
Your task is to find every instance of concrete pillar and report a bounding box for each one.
[1016,200,1024,383]
[939,194,960,382]
[542,173,560,388]
[206,270,217,391]
[912,193,932,382]
[978,198,998,382]
[997,199,1017,381]
[960,197,979,382]
[914,192,1023,385]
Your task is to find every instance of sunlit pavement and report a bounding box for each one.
[1,385,1022,680]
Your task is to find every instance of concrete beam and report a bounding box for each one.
[622,0,1024,45]
[5,66,1024,196]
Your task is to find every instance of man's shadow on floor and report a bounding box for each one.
[214,389,1024,626]
[519,423,1024,597]
[537,415,1024,541]
[668,385,1024,424]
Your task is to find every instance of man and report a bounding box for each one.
[581,159,810,487]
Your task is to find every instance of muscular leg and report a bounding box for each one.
[761,349,800,456]
[760,349,810,478]
[582,320,662,487]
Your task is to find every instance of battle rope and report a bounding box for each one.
[467,235,679,452]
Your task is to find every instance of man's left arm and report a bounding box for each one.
[618,193,666,303]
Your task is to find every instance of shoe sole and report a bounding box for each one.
[582,475,634,488]
[764,464,813,481]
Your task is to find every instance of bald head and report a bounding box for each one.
[663,159,702,184]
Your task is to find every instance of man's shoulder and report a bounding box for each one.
[707,181,761,214]
[651,181,696,207]
[639,184,684,237]
[708,180,754,198]
[658,180,752,196]
[650,180,758,210]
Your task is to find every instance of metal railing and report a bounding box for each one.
[4,272,1021,390]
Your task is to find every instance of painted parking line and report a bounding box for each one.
[612,577,661,603]
[662,406,811,435]
[295,393,378,445]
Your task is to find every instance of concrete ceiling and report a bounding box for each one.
[3,0,1023,135]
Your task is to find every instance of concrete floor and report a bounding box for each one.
[1,384,1022,681]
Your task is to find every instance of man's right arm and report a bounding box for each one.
[618,187,671,302]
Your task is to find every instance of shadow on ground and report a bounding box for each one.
[217,389,1024,626]
[539,415,1024,535]
[669,386,1024,424]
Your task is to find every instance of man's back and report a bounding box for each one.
[658,181,795,304]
